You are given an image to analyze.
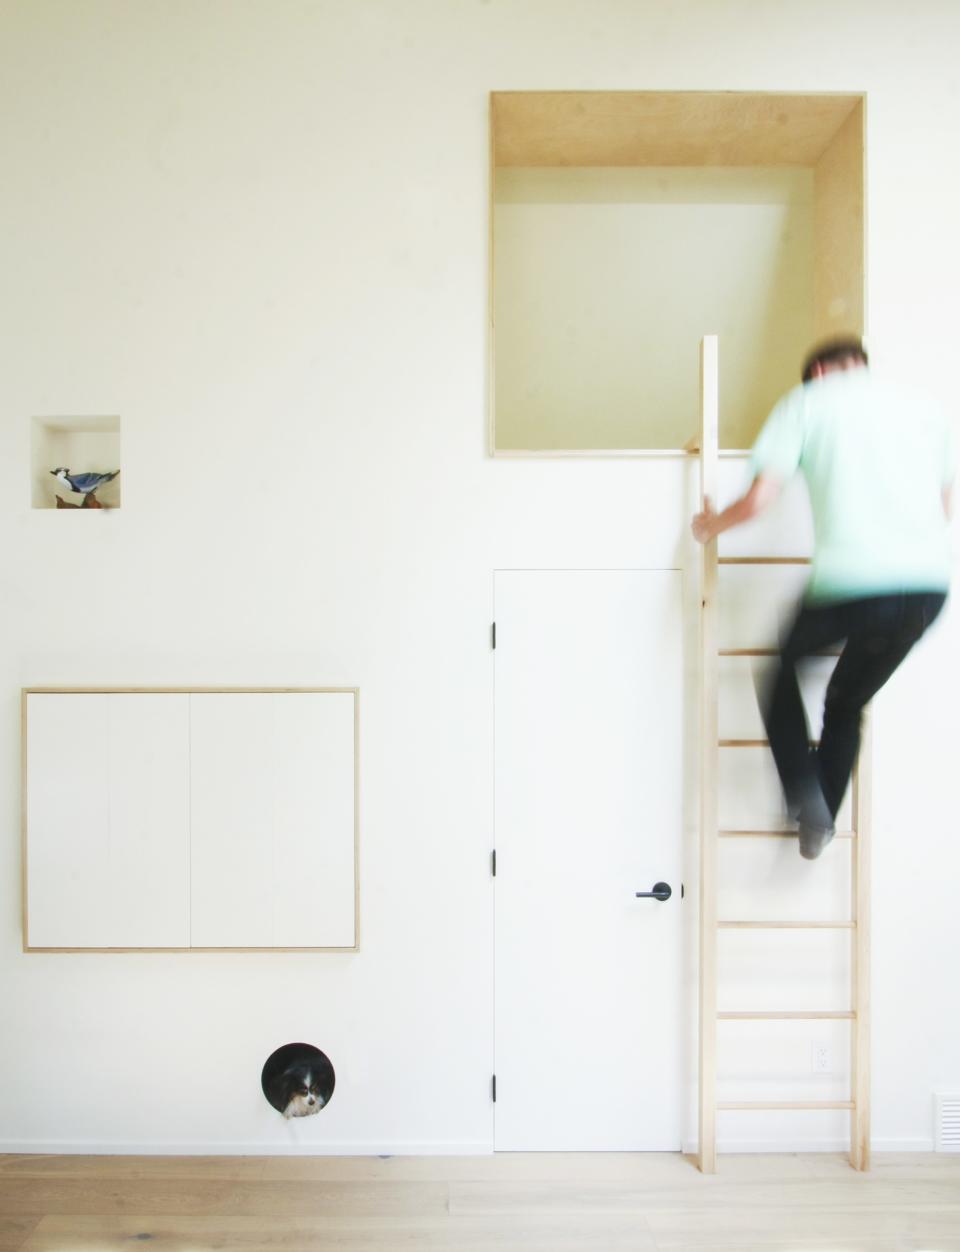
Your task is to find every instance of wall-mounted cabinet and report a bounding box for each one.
[22,689,358,951]
[490,91,865,452]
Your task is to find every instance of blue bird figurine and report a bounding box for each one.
[50,467,120,496]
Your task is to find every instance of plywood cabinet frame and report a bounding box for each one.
[21,687,360,954]
[490,89,867,455]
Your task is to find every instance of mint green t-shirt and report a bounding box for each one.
[750,369,955,603]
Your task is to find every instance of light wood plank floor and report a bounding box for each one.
[1,1152,958,1251]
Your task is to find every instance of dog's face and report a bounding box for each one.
[281,1064,327,1118]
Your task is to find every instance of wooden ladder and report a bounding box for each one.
[696,335,871,1174]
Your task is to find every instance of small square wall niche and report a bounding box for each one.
[32,416,122,509]
[490,91,866,452]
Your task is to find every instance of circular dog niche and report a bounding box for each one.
[261,1042,336,1118]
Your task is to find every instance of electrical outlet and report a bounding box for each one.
[812,1042,833,1074]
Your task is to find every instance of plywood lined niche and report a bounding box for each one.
[491,91,865,452]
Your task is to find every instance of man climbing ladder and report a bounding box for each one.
[692,337,954,858]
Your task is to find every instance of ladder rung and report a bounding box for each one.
[718,557,811,565]
[717,1101,855,1111]
[718,1011,855,1020]
[718,920,856,929]
[719,739,819,747]
[719,648,842,657]
[719,829,855,839]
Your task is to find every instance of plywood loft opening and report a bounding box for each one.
[490,91,865,453]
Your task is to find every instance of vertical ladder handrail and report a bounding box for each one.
[698,335,720,1174]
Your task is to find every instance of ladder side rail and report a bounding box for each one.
[850,719,872,1169]
[698,335,720,1173]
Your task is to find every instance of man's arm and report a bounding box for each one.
[691,475,782,545]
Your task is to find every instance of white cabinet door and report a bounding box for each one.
[270,692,356,948]
[25,693,191,948]
[189,692,356,948]
[494,570,684,1149]
[25,690,356,950]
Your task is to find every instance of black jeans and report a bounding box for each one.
[760,592,946,819]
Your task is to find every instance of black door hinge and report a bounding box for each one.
[492,1074,497,1102]
[492,622,496,649]
[491,849,496,877]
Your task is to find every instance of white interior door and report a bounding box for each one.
[494,570,684,1150]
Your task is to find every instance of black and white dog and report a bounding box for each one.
[264,1051,335,1119]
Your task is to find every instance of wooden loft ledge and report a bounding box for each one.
[491,90,863,168]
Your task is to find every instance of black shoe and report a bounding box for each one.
[798,822,835,860]
[796,782,835,860]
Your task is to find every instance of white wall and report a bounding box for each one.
[1,0,958,1155]
[495,167,814,449]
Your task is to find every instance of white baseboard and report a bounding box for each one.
[1,1138,937,1157]
[0,1140,494,1157]
[682,1136,936,1154]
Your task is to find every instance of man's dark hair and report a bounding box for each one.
[801,337,869,383]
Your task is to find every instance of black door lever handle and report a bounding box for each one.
[635,881,672,902]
